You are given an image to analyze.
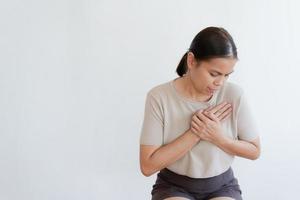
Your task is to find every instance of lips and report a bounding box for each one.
[208,87,218,93]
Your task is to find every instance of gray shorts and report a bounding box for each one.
[151,167,242,200]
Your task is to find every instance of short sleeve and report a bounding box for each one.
[139,92,164,146]
[236,91,260,142]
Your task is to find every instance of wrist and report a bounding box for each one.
[186,129,201,142]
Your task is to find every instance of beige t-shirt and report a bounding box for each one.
[139,77,259,178]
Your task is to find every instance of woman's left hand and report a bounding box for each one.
[191,110,226,144]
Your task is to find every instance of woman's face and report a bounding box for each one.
[187,53,237,97]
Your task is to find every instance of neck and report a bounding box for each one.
[180,76,212,102]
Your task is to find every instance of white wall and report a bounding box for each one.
[1,0,299,199]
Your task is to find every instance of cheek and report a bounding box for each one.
[198,76,214,88]
[192,70,213,86]
[203,74,215,84]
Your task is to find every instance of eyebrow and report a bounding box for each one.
[210,70,234,76]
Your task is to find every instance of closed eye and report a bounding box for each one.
[209,70,234,77]
[210,73,219,77]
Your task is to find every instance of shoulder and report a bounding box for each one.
[147,80,171,98]
[143,81,172,112]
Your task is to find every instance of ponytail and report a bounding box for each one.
[176,52,188,77]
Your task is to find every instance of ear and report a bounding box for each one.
[186,52,197,71]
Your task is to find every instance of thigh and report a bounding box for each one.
[206,178,242,200]
[151,176,195,200]
[151,185,195,200]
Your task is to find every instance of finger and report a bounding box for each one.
[193,115,205,126]
[192,119,206,133]
[220,107,233,122]
[215,104,232,118]
[197,112,213,125]
[191,127,201,138]
[206,102,227,113]
[207,102,229,114]
[204,111,219,123]
[204,105,213,112]
[191,127,198,134]
[220,112,232,122]
[191,121,201,131]
[219,106,232,119]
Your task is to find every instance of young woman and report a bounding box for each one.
[139,27,261,200]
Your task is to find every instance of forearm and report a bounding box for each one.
[146,130,200,176]
[215,136,260,160]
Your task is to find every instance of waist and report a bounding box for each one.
[158,167,235,192]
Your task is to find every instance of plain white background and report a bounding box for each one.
[1,0,300,199]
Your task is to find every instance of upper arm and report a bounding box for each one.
[140,92,164,146]
[236,92,260,142]
[139,91,164,175]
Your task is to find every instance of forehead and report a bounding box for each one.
[201,57,237,72]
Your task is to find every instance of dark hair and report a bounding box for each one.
[176,27,238,77]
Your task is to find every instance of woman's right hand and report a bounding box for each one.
[190,102,232,136]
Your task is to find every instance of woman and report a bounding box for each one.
[139,27,261,200]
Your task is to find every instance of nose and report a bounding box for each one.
[214,77,225,86]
